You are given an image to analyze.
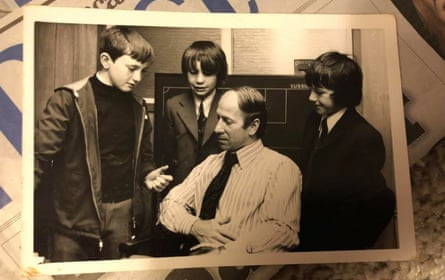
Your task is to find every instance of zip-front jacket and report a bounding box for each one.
[35,77,156,252]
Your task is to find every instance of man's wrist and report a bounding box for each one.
[186,216,200,235]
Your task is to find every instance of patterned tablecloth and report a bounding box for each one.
[1,0,444,279]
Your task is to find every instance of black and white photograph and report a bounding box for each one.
[22,6,415,275]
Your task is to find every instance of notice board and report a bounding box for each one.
[154,73,312,164]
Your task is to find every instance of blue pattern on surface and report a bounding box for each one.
[135,0,156,10]
[0,186,12,209]
[134,0,259,12]
[248,0,258,13]
[202,0,235,12]
[0,87,22,154]
[15,0,31,7]
[0,44,22,154]
[135,0,184,10]
[0,44,22,64]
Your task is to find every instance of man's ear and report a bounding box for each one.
[247,118,260,136]
[99,52,113,69]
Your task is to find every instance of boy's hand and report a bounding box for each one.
[144,165,173,192]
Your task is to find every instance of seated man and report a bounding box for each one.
[159,86,302,255]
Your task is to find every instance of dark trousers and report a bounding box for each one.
[50,198,132,262]
[119,223,199,258]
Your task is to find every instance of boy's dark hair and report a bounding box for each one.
[305,51,363,108]
[99,26,154,64]
[181,41,228,87]
[233,86,267,139]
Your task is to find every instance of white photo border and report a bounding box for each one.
[22,6,415,276]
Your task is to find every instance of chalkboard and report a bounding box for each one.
[154,73,313,164]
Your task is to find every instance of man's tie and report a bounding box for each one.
[319,117,328,140]
[197,101,207,151]
[199,152,238,220]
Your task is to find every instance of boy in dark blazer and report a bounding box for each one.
[161,41,228,189]
[297,51,396,251]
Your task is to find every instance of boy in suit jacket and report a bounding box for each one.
[297,51,396,251]
[161,41,228,190]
